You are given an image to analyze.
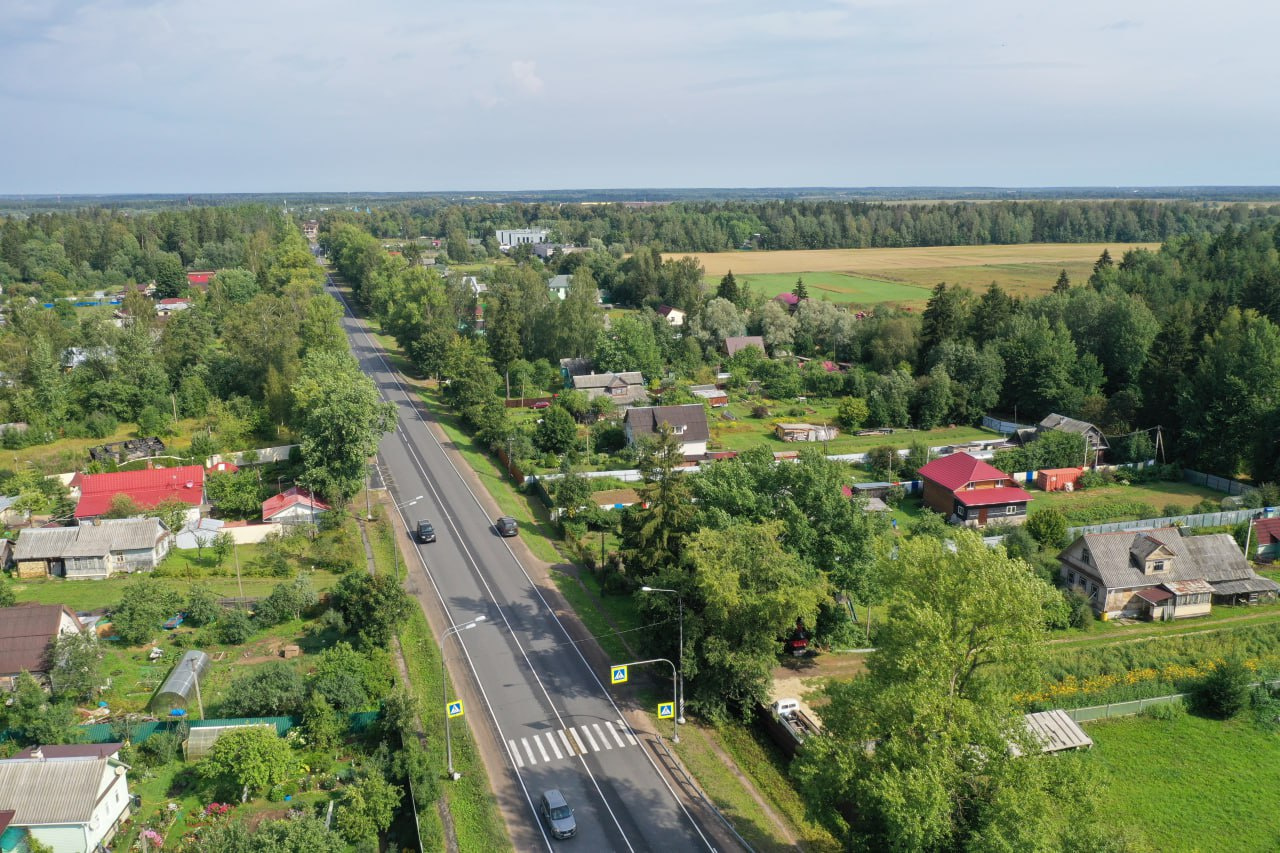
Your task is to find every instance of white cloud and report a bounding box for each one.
[510,60,544,96]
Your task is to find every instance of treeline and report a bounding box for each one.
[326,198,1279,252]
[0,205,285,301]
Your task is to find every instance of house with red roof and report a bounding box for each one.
[74,465,205,521]
[773,292,802,312]
[155,297,192,316]
[186,271,215,288]
[917,452,1032,527]
[1252,517,1280,561]
[262,487,331,525]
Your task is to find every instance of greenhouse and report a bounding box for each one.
[184,723,274,760]
[150,650,210,716]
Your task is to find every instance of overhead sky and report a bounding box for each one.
[2,0,1276,193]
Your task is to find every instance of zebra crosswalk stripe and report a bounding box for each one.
[580,725,600,752]
[559,729,575,756]
[535,735,551,762]
[593,723,613,749]
[607,721,627,748]
[548,731,564,759]
[568,727,587,755]
[508,739,524,768]
[521,738,536,767]
[617,719,638,745]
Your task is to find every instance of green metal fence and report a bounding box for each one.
[4,711,380,745]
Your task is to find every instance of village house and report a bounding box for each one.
[1252,517,1280,561]
[723,335,766,357]
[0,604,85,691]
[1036,413,1109,462]
[0,747,134,853]
[155,297,192,316]
[73,465,205,523]
[262,486,331,525]
[1058,527,1280,621]
[571,371,649,407]
[917,452,1033,527]
[689,384,729,407]
[495,228,548,248]
[548,274,572,300]
[623,404,710,458]
[774,422,838,442]
[185,271,215,288]
[656,305,686,326]
[13,519,170,579]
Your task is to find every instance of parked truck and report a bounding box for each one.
[760,697,822,758]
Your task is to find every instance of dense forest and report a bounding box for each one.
[326,198,1280,254]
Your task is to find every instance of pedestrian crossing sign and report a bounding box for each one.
[611,665,628,685]
[658,702,674,719]
[447,701,464,718]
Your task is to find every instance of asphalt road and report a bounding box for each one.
[329,277,716,852]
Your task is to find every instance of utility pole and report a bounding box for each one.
[190,655,204,720]
[233,542,244,602]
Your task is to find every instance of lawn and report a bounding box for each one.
[723,272,932,308]
[1083,713,1280,851]
[2,418,210,476]
[1028,480,1224,525]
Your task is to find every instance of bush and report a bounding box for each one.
[1196,658,1252,719]
[84,411,118,439]
[215,608,254,645]
[138,732,182,767]
[1141,699,1187,721]
[1065,589,1094,630]
[1025,508,1068,549]
[883,485,906,508]
[865,445,899,480]
[1161,503,1185,518]
[751,405,770,419]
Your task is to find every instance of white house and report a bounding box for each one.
[656,305,686,326]
[495,228,548,248]
[622,404,710,458]
[262,487,332,525]
[0,748,133,853]
[548,275,572,300]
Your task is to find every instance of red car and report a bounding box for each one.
[530,401,551,410]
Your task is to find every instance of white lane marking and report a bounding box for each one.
[607,721,627,749]
[580,724,600,753]
[522,738,537,767]
[508,739,524,768]
[548,732,564,759]
[535,735,551,763]
[617,719,639,746]
[333,281,668,852]
[593,723,613,750]
[558,729,575,757]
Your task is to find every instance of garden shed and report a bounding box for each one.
[184,723,274,760]
[150,650,210,715]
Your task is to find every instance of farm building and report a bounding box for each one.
[151,650,210,716]
[840,485,888,512]
[917,453,1032,527]
[1036,467,1083,492]
[1036,413,1109,461]
[775,423,838,443]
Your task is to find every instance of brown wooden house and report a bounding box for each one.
[917,452,1032,527]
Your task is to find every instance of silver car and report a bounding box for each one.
[539,789,576,840]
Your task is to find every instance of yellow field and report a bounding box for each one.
[666,242,1158,276]
[666,242,1160,301]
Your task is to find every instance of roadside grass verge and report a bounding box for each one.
[370,509,512,853]
[417,387,562,565]
[709,722,842,852]
[1083,712,1280,852]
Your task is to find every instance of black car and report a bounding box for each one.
[539,789,576,840]
[415,520,436,543]
[495,516,518,537]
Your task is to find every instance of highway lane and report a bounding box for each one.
[328,277,715,852]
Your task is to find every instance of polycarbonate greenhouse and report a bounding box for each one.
[150,650,210,715]
[183,723,273,760]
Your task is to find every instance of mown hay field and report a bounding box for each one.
[673,242,1161,304]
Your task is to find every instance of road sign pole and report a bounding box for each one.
[440,617,486,781]
[608,657,679,742]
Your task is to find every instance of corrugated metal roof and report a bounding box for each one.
[0,604,81,676]
[0,757,116,824]
[572,372,644,390]
[918,452,1012,491]
[1062,528,1270,593]
[13,519,164,561]
[953,486,1033,507]
[1022,710,1093,753]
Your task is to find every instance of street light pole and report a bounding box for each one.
[641,586,685,725]
[441,617,486,780]
[384,495,423,580]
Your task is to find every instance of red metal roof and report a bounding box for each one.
[953,486,1033,507]
[774,293,800,305]
[186,271,214,284]
[157,297,190,306]
[205,461,240,474]
[262,486,331,521]
[1254,517,1280,545]
[918,452,1013,491]
[75,465,205,518]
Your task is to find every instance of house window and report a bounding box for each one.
[672,424,686,435]
[1152,560,1166,573]
[956,504,967,518]
[1081,547,1091,565]
[1068,571,1077,585]
[1006,505,1019,515]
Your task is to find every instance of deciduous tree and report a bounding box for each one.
[200,725,296,801]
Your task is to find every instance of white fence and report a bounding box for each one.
[206,445,297,467]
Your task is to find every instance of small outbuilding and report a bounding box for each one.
[184,723,274,760]
[150,650,210,716]
[1020,710,1093,754]
[1036,467,1083,492]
